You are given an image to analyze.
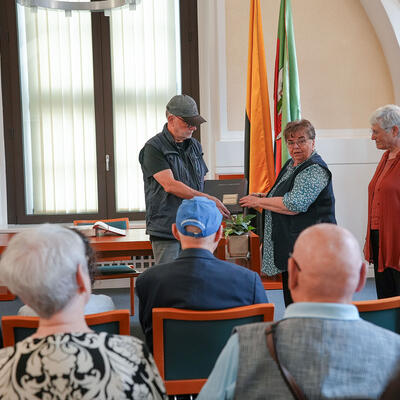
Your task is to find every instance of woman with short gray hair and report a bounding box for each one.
[240,119,336,306]
[365,104,400,299]
[0,224,166,399]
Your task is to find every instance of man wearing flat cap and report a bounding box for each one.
[136,197,267,352]
[139,95,230,265]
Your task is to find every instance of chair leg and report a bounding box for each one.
[129,277,134,316]
[0,286,16,301]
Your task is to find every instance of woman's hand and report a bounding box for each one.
[240,195,297,215]
[250,192,266,198]
[239,195,261,208]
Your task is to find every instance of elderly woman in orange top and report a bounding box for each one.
[365,104,400,299]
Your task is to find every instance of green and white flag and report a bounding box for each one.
[274,0,301,174]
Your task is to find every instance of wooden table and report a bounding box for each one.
[89,228,153,258]
[216,231,282,290]
[0,229,153,257]
[0,229,272,309]
[216,231,261,275]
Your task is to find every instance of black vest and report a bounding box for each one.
[139,125,208,239]
[270,153,336,271]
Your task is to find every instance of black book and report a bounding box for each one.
[203,179,247,214]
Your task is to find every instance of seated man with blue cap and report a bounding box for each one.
[136,196,268,351]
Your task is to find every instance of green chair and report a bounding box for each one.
[353,296,400,333]
[152,303,275,396]
[2,309,130,347]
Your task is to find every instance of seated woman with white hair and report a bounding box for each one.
[17,228,116,317]
[0,224,166,399]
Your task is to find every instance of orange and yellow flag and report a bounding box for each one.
[244,0,275,195]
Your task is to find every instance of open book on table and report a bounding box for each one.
[92,221,127,236]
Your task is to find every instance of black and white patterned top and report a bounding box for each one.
[0,332,166,399]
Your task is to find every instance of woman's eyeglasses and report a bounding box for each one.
[286,138,310,147]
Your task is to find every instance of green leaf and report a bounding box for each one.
[223,214,256,237]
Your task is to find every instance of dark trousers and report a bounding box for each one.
[282,271,293,307]
[371,230,400,299]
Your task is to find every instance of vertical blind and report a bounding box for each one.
[17,3,98,215]
[110,0,181,212]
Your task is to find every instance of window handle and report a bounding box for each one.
[105,154,110,171]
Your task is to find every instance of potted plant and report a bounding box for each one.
[224,214,256,257]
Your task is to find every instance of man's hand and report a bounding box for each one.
[239,194,261,209]
[153,170,231,217]
[208,195,230,218]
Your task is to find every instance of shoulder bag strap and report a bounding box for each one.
[265,323,307,400]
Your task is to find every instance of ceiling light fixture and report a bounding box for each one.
[16,0,138,16]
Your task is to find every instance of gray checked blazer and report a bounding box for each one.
[234,318,400,400]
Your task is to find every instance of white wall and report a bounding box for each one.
[316,130,381,245]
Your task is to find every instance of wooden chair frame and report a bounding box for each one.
[353,296,400,312]
[2,309,130,347]
[153,303,275,395]
[352,296,400,333]
[2,316,38,347]
[0,287,16,301]
[262,274,283,290]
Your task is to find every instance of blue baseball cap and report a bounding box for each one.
[176,197,222,238]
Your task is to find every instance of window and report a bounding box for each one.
[0,0,199,223]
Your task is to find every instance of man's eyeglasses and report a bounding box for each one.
[289,252,301,271]
[286,138,310,147]
[175,115,196,129]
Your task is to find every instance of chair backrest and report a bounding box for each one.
[2,309,130,347]
[73,218,129,230]
[152,303,275,396]
[353,296,400,333]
